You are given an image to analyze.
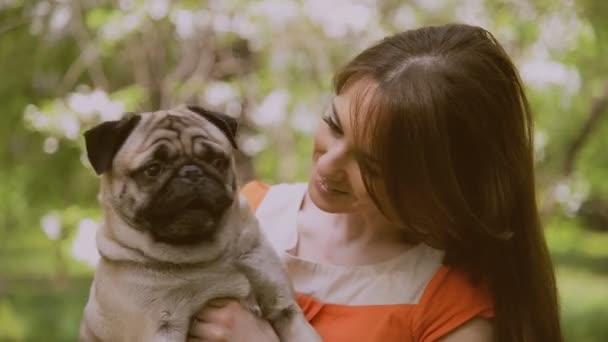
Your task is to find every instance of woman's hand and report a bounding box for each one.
[188,298,279,342]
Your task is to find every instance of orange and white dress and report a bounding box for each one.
[242,181,493,342]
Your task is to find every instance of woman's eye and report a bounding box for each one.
[143,163,163,177]
[321,114,342,135]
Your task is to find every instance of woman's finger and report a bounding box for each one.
[189,321,228,341]
[195,306,236,328]
[189,317,203,338]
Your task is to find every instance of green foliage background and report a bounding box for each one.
[1,0,607,341]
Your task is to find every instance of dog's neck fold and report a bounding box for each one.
[95,193,251,265]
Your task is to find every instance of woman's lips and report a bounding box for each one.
[316,175,349,194]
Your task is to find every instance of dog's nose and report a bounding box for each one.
[178,164,204,183]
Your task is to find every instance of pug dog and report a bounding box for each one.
[79,105,320,342]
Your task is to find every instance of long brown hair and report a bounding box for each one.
[334,24,562,342]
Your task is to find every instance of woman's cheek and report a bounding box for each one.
[312,134,330,162]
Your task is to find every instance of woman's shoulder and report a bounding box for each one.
[412,264,494,341]
[240,181,306,212]
[240,181,305,253]
[240,181,271,211]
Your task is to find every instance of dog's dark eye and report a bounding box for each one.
[210,157,227,170]
[143,163,163,177]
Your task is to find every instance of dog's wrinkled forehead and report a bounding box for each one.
[143,110,218,150]
[140,106,232,149]
[84,105,238,175]
[113,106,236,166]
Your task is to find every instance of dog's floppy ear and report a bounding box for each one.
[84,113,141,175]
[187,105,238,149]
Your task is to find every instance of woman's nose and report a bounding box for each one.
[316,144,350,180]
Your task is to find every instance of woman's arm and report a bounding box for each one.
[438,318,494,342]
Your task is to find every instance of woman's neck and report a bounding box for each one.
[295,192,413,266]
[304,192,403,240]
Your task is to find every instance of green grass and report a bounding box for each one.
[1,277,91,341]
[545,218,608,342]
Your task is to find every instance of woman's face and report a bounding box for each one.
[308,80,382,214]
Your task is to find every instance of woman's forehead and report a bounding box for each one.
[335,78,387,156]
[335,78,381,122]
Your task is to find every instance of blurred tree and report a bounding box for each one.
[0,0,606,341]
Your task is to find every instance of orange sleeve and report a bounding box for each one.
[412,265,494,341]
[240,181,270,212]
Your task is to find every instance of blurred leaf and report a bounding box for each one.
[0,300,26,340]
[85,7,116,30]
[112,85,147,111]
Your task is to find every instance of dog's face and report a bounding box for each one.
[84,105,239,246]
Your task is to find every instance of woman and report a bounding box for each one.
[188,24,563,342]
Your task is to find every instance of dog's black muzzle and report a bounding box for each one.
[141,164,234,245]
